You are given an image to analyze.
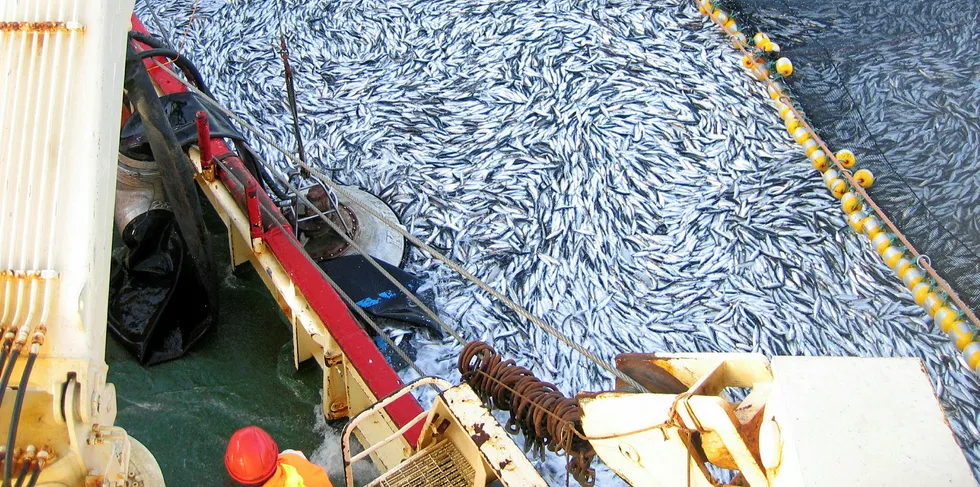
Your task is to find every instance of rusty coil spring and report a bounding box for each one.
[458,341,595,486]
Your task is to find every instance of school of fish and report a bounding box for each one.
[139,0,980,482]
[727,0,980,323]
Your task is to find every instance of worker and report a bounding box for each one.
[224,426,334,487]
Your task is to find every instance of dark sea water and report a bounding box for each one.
[107,208,344,486]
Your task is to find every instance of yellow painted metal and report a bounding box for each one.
[419,384,548,487]
[342,378,546,487]
[343,378,454,486]
[767,356,976,487]
[189,150,413,473]
[583,354,975,487]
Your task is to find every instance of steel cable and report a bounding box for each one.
[144,54,646,392]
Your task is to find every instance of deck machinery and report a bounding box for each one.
[0,1,975,486]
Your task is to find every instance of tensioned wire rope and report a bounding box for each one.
[127,35,649,395]
[214,156,668,486]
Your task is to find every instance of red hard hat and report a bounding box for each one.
[225,426,279,485]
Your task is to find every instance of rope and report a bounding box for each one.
[222,161,685,487]
[245,159,466,345]
[138,0,174,47]
[216,159,432,377]
[701,5,980,334]
[137,53,647,393]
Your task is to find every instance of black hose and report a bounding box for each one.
[131,47,178,61]
[128,31,289,202]
[23,470,37,487]
[3,351,36,487]
[231,140,266,188]
[12,459,30,487]
[0,349,20,406]
[128,30,166,50]
[239,142,290,202]
[0,345,9,384]
[127,33,216,101]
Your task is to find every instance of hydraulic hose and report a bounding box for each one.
[0,349,20,406]
[0,346,9,385]
[23,470,38,487]
[238,142,290,202]
[3,349,37,487]
[12,451,32,487]
[127,31,214,100]
[128,31,281,199]
[23,452,45,487]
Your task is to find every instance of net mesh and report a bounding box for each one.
[715,0,980,322]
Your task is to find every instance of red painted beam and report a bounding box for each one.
[263,228,422,432]
[129,14,424,445]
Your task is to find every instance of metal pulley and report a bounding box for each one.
[292,181,406,267]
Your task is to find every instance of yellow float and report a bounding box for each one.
[871,233,892,255]
[854,169,875,188]
[802,139,818,157]
[862,216,884,239]
[840,192,861,213]
[732,33,747,48]
[775,57,793,77]
[848,211,870,232]
[822,169,839,188]
[830,179,848,199]
[963,341,980,371]
[836,149,856,168]
[793,127,811,145]
[933,307,959,333]
[948,321,975,351]
[881,246,904,269]
[893,257,913,277]
[767,85,782,100]
[912,282,931,307]
[786,117,801,134]
[811,150,830,171]
[902,268,925,289]
[923,291,945,318]
[778,103,792,119]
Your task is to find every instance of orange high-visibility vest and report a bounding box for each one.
[261,452,333,487]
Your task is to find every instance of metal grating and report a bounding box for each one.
[377,439,476,487]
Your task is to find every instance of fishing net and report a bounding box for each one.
[716,0,980,322]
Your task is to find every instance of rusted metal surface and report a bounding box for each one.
[297,185,359,261]
[434,384,549,487]
[615,353,689,394]
[245,180,263,239]
[458,341,596,486]
[0,21,83,33]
